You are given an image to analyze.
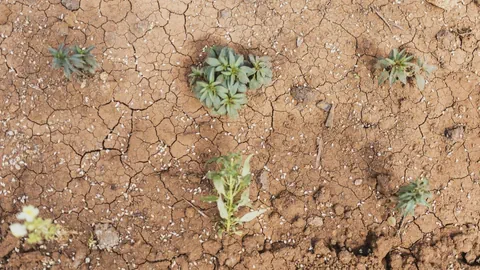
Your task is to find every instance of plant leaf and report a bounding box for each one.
[201,195,218,202]
[239,209,266,223]
[217,197,228,219]
[241,154,253,177]
[415,75,425,90]
[237,189,251,209]
[206,58,221,66]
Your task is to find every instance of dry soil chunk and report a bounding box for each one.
[94,223,120,250]
[0,4,11,25]
[61,0,80,10]
[273,193,305,222]
[426,0,457,10]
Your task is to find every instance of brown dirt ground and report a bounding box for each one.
[0,0,480,269]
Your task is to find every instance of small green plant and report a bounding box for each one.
[190,46,273,117]
[49,44,99,79]
[375,49,436,90]
[9,205,59,244]
[396,178,432,217]
[202,153,266,235]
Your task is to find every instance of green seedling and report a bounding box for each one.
[202,153,266,235]
[49,44,99,79]
[375,48,436,90]
[248,54,273,90]
[396,178,432,217]
[189,45,272,117]
[10,205,59,244]
[71,45,99,75]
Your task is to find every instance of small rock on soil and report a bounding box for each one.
[444,126,464,142]
[426,0,457,11]
[94,223,120,251]
[61,0,80,11]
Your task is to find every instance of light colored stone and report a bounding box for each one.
[61,0,80,11]
[426,0,458,11]
[94,223,120,251]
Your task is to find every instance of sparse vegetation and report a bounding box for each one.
[190,46,272,117]
[49,44,99,79]
[9,205,59,244]
[375,48,436,90]
[202,153,266,235]
[396,178,432,217]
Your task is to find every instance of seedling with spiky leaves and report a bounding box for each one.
[49,44,99,79]
[189,45,273,117]
[248,55,273,90]
[71,45,99,75]
[396,178,432,217]
[375,49,436,90]
[49,44,83,79]
[202,153,266,235]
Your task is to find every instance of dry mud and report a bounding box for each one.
[0,0,480,269]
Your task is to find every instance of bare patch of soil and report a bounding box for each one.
[0,0,479,269]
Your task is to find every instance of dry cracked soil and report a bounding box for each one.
[0,0,480,269]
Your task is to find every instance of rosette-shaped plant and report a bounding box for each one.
[190,46,273,117]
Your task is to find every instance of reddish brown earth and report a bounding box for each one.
[0,0,480,269]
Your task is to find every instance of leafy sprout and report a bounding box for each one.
[71,45,99,74]
[10,205,59,244]
[375,48,436,90]
[189,45,273,117]
[49,44,99,79]
[396,178,432,217]
[202,153,266,235]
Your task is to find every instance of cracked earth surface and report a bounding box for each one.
[0,0,479,269]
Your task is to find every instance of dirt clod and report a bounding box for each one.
[308,216,324,227]
[444,126,465,142]
[426,0,457,11]
[338,250,353,263]
[376,174,396,196]
[61,0,80,11]
[334,204,345,216]
[94,224,120,251]
[0,4,11,25]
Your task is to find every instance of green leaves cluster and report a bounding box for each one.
[396,178,432,217]
[24,218,59,244]
[202,153,266,235]
[375,49,436,90]
[10,205,59,244]
[49,44,99,79]
[189,46,273,117]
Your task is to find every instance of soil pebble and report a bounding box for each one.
[0,234,18,257]
[308,216,324,227]
[426,0,458,10]
[354,179,363,186]
[376,174,396,196]
[273,193,305,222]
[444,126,464,142]
[333,204,345,216]
[219,9,231,18]
[259,170,269,191]
[61,0,80,11]
[94,223,120,250]
[290,85,315,103]
[202,240,221,254]
[0,4,11,25]
[338,250,353,263]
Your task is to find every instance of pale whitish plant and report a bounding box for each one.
[9,205,59,244]
[375,49,436,90]
[202,153,266,235]
[396,178,432,217]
